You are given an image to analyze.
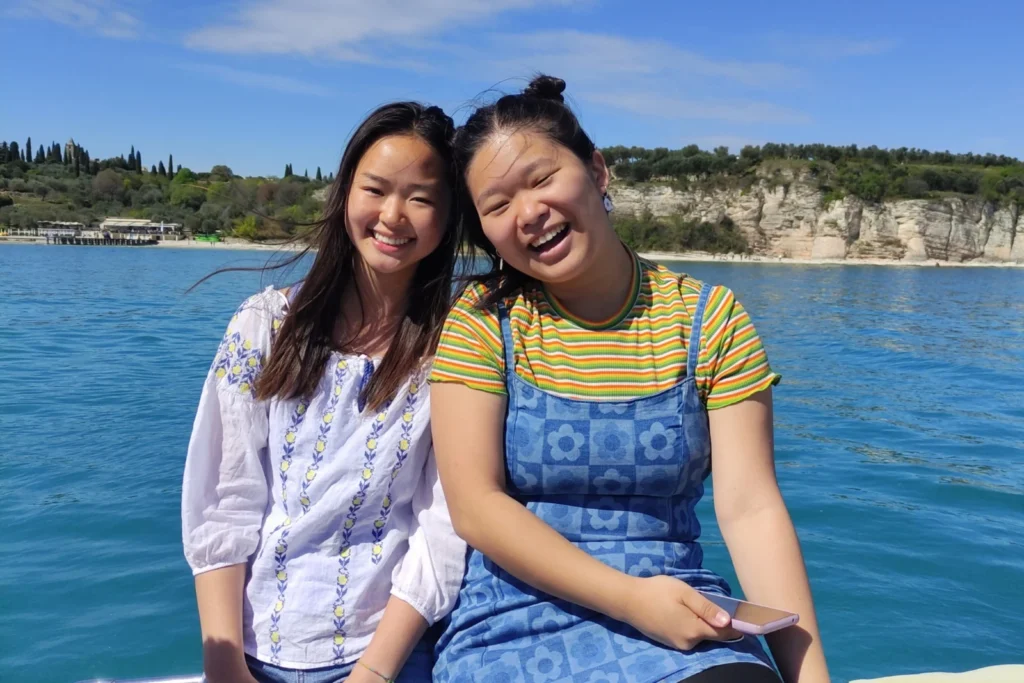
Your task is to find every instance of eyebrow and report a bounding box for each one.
[475,159,554,205]
[361,172,439,192]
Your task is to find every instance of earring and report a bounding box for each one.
[499,257,504,271]
[602,192,614,213]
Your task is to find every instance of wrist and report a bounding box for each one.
[357,659,396,683]
[603,574,640,624]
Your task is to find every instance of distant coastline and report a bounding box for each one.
[4,234,1021,268]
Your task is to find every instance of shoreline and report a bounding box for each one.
[3,236,1021,267]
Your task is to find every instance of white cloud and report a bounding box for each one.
[9,0,140,39]
[184,0,586,60]
[768,35,896,59]
[486,31,803,89]
[176,63,333,97]
[582,92,811,125]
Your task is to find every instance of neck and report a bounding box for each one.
[337,259,416,355]
[545,238,634,323]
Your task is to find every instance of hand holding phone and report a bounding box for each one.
[697,591,800,636]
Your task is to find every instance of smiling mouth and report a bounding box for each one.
[528,223,569,252]
[373,230,413,247]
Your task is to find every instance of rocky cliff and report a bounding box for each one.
[609,168,1023,263]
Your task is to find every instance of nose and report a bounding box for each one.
[380,194,403,228]
[515,192,548,232]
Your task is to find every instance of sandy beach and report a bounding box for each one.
[3,235,1021,267]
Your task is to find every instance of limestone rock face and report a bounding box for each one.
[609,172,1020,263]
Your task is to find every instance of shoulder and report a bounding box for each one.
[227,286,288,336]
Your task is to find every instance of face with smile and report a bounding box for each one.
[345,134,450,280]
[466,131,612,286]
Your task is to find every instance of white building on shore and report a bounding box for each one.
[98,218,184,240]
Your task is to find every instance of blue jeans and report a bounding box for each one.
[246,637,434,683]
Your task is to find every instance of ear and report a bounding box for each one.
[589,149,611,194]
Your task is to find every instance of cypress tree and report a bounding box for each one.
[36,144,45,164]
[168,154,174,177]
[316,166,322,181]
[158,161,166,176]
[136,150,142,172]
[26,138,31,164]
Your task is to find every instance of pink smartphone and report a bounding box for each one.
[697,591,800,635]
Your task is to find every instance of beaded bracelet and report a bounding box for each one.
[357,659,396,683]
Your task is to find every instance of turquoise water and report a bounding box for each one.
[1,243,1022,683]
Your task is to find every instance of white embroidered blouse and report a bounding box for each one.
[181,287,466,669]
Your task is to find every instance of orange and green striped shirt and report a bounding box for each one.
[430,252,780,409]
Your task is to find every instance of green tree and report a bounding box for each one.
[209,165,234,181]
[168,154,174,177]
[170,183,206,210]
[233,214,258,240]
[75,155,81,177]
[136,150,142,173]
[173,167,197,184]
[25,138,31,164]
[150,164,157,174]
[92,169,122,199]
[36,144,45,164]
[9,142,20,162]
[158,161,166,176]
[316,167,322,181]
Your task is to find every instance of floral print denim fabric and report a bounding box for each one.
[434,283,775,683]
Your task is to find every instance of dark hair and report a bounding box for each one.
[454,75,597,307]
[197,102,460,411]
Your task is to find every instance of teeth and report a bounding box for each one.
[374,232,412,247]
[530,224,568,248]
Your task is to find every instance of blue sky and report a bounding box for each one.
[2,0,1022,177]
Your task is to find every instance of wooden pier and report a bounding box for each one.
[48,235,159,246]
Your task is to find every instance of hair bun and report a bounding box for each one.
[523,75,566,103]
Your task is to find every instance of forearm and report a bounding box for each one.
[351,596,428,682]
[194,564,251,682]
[720,504,829,683]
[455,489,635,621]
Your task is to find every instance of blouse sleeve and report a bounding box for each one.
[181,290,281,575]
[389,445,467,625]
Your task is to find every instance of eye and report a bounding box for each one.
[362,186,383,196]
[411,196,434,206]
[534,172,554,187]
[483,201,508,216]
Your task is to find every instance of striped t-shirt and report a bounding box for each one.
[430,252,780,409]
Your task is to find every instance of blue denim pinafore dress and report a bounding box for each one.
[435,284,774,683]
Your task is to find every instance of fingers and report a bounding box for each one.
[674,612,743,649]
[678,586,731,628]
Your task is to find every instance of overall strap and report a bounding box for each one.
[496,301,516,381]
[687,282,713,379]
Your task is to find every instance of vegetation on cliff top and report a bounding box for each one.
[0,138,330,239]
[1,137,1019,252]
[604,143,1024,205]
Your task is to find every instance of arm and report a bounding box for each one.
[195,565,256,683]
[710,389,830,683]
[431,382,737,650]
[182,299,273,683]
[354,448,468,681]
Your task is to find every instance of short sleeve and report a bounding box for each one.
[428,284,506,395]
[181,289,283,575]
[696,285,780,410]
